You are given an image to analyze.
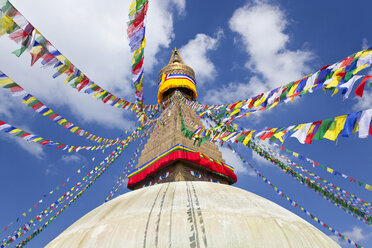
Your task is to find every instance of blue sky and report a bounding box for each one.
[0,0,372,247]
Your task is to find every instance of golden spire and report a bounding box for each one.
[168,47,184,64]
[158,48,196,83]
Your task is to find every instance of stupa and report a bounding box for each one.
[46,49,340,248]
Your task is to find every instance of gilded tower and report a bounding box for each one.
[127,48,236,190]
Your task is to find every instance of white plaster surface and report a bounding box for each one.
[46,181,340,248]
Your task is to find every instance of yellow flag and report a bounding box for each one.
[354,50,372,61]
[268,101,279,109]
[63,73,76,85]
[222,132,236,142]
[0,14,15,37]
[253,95,267,107]
[365,184,372,191]
[58,118,67,125]
[234,101,244,110]
[42,109,53,116]
[353,121,359,133]
[325,77,340,89]
[30,45,43,56]
[129,0,136,16]
[324,115,347,141]
[70,127,79,133]
[331,88,339,96]
[243,131,255,146]
[9,128,22,134]
[23,96,37,105]
[287,82,299,97]
[230,109,240,116]
[353,64,369,75]
[31,137,43,142]
[326,168,334,174]
[0,78,13,86]
[273,131,285,143]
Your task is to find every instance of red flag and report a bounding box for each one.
[320,64,331,71]
[341,57,353,67]
[132,57,144,74]
[20,132,30,138]
[305,120,322,144]
[31,102,43,110]
[9,30,28,43]
[354,76,372,97]
[77,77,89,92]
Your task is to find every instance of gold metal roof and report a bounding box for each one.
[158,48,196,83]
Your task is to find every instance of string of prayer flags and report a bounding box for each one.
[4,144,126,248]
[127,0,149,109]
[0,70,128,144]
[188,48,372,124]
[265,141,372,192]
[0,160,92,239]
[200,109,372,212]
[246,141,372,226]
[0,0,159,113]
[0,127,152,245]
[257,141,372,213]
[224,143,364,248]
[3,125,151,247]
[180,102,372,146]
[0,118,150,153]
[0,119,120,152]
[105,137,146,202]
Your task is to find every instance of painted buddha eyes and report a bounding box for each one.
[186,170,220,182]
[188,170,202,179]
[144,181,153,187]
[159,172,171,180]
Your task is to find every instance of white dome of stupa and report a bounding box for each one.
[46,181,340,248]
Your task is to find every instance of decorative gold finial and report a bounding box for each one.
[159,48,195,82]
[168,47,184,64]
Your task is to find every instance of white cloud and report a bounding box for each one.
[203,77,267,104]
[180,29,224,85]
[352,39,372,112]
[171,0,186,15]
[330,226,371,247]
[344,227,368,241]
[0,91,20,120]
[0,92,45,158]
[206,0,314,103]
[61,154,81,163]
[15,138,45,159]
[0,0,184,129]
[362,38,370,50]
[352,90,372,111]
[0,123,45,159]
[45,164,57,175]
[219,146,256,176]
